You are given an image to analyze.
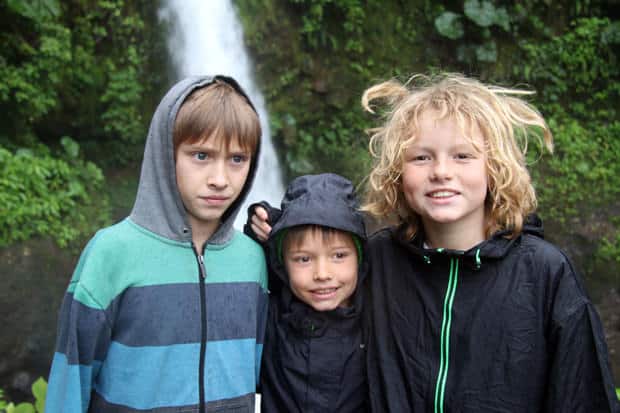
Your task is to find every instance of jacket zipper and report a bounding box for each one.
[433,258,459,413]
[193,245,208,413]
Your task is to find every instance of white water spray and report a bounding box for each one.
[160,0,285,229]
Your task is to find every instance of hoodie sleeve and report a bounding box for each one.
[45,241,113,413]
[545,259,620,413]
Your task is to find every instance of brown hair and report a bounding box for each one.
[361,73,553,238]
[173,79,261,155]
[283,225,352,251]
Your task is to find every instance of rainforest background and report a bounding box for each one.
[1,0,619,404]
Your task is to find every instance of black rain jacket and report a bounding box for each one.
[364,216,620,412]
[257,173,369,413]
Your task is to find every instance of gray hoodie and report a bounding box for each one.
[130,75,261,246]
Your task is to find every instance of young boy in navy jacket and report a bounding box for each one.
[247,173,368,412]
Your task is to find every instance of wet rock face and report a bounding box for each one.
[0,238,75,400]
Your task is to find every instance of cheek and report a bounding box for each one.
[343,263,358,286]
[287,269,308,291]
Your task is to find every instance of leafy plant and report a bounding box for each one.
[0,139,110,247]
[434,0,510,64]
[0,377,47,413]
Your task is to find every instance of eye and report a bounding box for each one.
[407,153,430,162]
[455,152,474,160]
[333,250,351,260]
[193,152,208,161]
[292,255,311,264]
[231,154,248,164]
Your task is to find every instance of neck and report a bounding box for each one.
[422,220,485,251]
[190,218,220,253]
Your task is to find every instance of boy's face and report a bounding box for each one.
[401,111,488,241]
[175,134,251,236]
[284,230,358,311]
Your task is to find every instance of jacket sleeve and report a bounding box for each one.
[545,259,620,413]
[45,243,113,412]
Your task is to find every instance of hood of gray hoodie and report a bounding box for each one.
[129,75,261,246]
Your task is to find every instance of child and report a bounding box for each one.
[249,74,620,412]
[45,76,268,413]
[360,73,619,412]
[252,173,368,412]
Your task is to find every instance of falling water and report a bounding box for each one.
[160,0,285,229]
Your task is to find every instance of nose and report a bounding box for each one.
[313,258,332,281]
[431,157,453,180]
[207,159,229,189]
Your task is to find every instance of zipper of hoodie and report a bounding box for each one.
[193,244,208,413]
[433,257,459,413]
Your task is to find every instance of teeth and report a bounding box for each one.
[314,288,336,294]
[430,191,455,198]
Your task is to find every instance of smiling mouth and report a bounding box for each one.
[427,190,458,198]
[310,287,339,297]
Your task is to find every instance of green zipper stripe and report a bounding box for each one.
[434,258,459,413]
[433,259,452,412]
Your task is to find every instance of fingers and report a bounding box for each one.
[255,206,268,220]
[250,214,271,242]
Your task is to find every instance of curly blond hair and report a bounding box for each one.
[361,73,553,238]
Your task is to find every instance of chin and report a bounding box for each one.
[311,302,338,312]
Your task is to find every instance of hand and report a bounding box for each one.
[250,206,272,242]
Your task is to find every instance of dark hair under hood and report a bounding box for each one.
[130,75,260,246]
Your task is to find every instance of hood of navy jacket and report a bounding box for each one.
[129,75,260,246]
[266,173,368,325]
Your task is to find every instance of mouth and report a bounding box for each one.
[309,287,339,299]
[199,196,230,205]
[426,190,459,198]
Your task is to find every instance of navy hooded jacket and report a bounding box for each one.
[364,217,620,412]
[255,173,369,413]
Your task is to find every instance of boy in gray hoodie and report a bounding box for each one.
[45,76,268,413]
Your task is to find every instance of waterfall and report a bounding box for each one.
[160,0,285,229]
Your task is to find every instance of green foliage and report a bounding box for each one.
[519,18,620,225]
[0,377,47,413]
[0,0,152,161]
[435,12,464,40]
[235,1,620,293]
[0,0,165,247]
[0,140,109,247]
[6,0,60,20]
[434,0,510,65]
[290,0,368,53]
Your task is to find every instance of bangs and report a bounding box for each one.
[283,225,350,252]
[174,80,261,155]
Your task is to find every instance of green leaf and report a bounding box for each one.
[475,41,497,62]
[60,136,80,158]
[6,0,60,20]
[464,0,496,28]
[32,377,47,412]
[493,7,511,31]
[435,12,464,40]
[12,402,36,413]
